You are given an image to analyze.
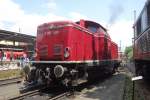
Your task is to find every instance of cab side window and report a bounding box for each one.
[87,26,98,33]
[147,2,150,26]
[85,22,99,33]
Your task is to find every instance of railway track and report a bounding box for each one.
[9,89,71,100]
[8,69,124,100]
[0,77,22,86]
[9,89,41,100]
[49,92,71,100]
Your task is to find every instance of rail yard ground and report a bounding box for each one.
[0,66,128,100]
[0,83,20,99]
[68,72,126,100]
[0,64,150,100]
[66,67,133,100]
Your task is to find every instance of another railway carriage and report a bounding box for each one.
[133,1,150,79]
[29,19,120,86]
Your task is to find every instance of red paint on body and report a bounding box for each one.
[36,20,118,61]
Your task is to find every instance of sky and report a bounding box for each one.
[0,0,147,50]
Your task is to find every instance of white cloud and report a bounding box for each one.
[47,2,57,10]
[10,14,66,35]
[0,0,67,36]
[108,20,134,50]
[69,12,88,21]
[0,0,24,23]
[44,0,57,12]
[0,22,4,29]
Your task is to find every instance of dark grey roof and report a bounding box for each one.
[0,29,36,43]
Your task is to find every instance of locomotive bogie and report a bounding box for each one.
[29,60,119,86]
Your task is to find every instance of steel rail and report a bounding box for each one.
[9,89,40,100]
[0,77,22,86]
[49,92,71,100]
[10,89,72,100]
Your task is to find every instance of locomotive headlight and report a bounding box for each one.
[64,47,70,58]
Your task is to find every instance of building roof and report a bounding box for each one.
[0,29,35,43]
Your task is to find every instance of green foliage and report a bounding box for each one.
[124,46,133,60]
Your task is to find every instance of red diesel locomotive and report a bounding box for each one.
[133,1,150,79]
[29,19,120,86]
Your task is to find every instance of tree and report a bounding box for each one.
[124,46,133,60]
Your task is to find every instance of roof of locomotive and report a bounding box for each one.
[38,20,107,32]
[37,20,72,28]
[76,20,107,32]
[133,0,150,27]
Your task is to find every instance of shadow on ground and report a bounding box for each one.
[74,73,126,100]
